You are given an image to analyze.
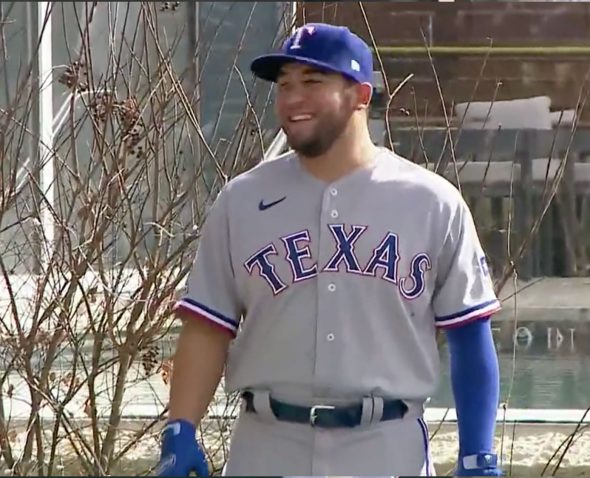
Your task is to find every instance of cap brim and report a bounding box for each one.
[250,54,348,82]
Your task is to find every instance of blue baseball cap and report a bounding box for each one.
[250,23,373,85]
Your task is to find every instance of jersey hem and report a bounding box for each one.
[435,299,501,329]
[174,298,238,336]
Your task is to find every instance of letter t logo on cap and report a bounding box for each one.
[290,25,315,50]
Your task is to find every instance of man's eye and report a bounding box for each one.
[304,78,321,84]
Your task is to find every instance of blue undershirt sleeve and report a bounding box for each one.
[444,317,500,456]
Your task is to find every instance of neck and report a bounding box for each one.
[298,118,380,183]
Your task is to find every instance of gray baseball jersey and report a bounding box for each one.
[175,147,500,475]
[176,147,499,401]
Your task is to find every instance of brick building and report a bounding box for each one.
[297,2,590,127]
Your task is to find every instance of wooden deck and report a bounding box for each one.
[375,127,590,280]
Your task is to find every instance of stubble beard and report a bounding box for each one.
[285,110,352,158]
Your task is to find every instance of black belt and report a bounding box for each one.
[241,391,408,428]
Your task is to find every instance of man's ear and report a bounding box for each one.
[356,82,373,111]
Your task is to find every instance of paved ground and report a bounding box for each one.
[495,277,590,321]
[430,422,590,476]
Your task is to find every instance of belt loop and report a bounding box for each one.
[249,390,276,423]
[370,396,384,424]
[360,397,375,427]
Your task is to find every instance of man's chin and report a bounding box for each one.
[286,132,311,147]
[287,138,308,150]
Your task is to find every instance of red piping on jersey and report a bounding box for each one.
[175,305,237,338]
[438,310,498,330]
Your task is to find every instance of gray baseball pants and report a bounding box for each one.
[221,391,437,476]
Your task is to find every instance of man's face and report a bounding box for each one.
[275,63,358,158]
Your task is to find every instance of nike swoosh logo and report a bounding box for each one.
[258,196,286,211]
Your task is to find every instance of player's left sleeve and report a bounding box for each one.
[432,198,501,329]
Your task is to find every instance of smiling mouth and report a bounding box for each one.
[288,114,313,123]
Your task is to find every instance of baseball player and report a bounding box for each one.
[157,23,504,477]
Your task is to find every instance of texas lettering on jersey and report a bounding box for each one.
[243,224,432,299]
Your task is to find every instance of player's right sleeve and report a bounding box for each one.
[432,196,501,329]
[174,187,241,337]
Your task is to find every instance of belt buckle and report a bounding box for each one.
[309,405,335,427]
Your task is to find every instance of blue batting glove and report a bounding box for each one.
[156,419,209,477]
[456,452,504,476]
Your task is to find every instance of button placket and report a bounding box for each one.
[314,185,341,383]
[314,182,347,383]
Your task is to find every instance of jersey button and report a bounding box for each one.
[326,333,335,341]
[330,210,339,219]
[328,283,336,292]
[330,188,338,196]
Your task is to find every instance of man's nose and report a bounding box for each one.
[281,85,307,108]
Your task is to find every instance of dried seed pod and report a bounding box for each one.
[160,2,177,11]
[141,344,161,375]
[57,60,89,92]
[118,97,140,134]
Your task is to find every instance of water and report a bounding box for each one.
[2,320,588,420]
[432,353,590,410]
[432,318,590,410]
